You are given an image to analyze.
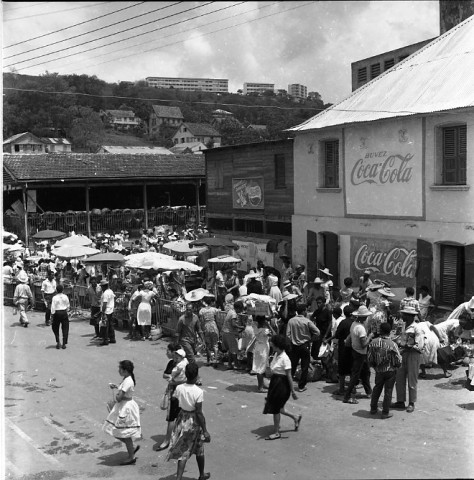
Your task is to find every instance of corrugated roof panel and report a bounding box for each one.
[289,15,474,131]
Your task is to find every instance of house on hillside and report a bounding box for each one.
[3,132,71,154]
[101,109,141,131]
[169,142,207,155]
[148,105,184,136]
[3,132,47,154]
[97,145,173,155]
[172,122,221,148]
[288,15,474,307]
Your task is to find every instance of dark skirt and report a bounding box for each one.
[166,396,180,422]
[263,374,291,414]
[338,344,353,376]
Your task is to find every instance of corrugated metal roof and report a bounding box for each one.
[289,15,474,132]
[3,153,205,184]
[41,137,72,145]
[3,132,41,144]
[100,146,173,155]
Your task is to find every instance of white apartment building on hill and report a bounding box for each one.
[243,82,275,95]
[288,84,307,99]
[145,76,228,93]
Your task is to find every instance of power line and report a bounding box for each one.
[59,0,283,73]
[5,2,183,58]
[3,2,49,11]
[3,87,326,111]
[60,1,314,75]
[4,1,114,22]
[5,1,147,49]
[4,1,216,69]
[6,2,248,72]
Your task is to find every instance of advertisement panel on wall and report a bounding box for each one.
[345,117,423,218]
[350,236,417,289]
[232,177,264,209]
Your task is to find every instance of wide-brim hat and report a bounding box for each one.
[353,305,372,317]
[17,271,29,283]
[99,279,109,286]
[319,268,333,277]
[311,277,323,284]
[283,279,292,287]
[367,283,384,291]
[399,306,418,315]
[378,287,395,297]
[184,288,209,302]
[468,296,474,309]
[175,349,186,358]
[279,291,298,303]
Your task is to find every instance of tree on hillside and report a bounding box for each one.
[69,106,104,152]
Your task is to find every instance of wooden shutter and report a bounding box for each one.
[443,125,467,184]
[464,244,474,301]
[440,245,460,306]
[325,141,339,188]
[307,230,318,281]
[416,239,433,296]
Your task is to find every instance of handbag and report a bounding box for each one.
[318,343,330,359]
[160,388,170,411]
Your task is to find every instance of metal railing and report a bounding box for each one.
[3,206,207,239]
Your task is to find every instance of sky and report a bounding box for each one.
[2,1,440,104]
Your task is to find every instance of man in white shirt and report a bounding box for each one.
[41,271,57,326]
[51,284,70,349]
[99,279,116,346]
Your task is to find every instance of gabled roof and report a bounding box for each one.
[183,123,220,137]
[170,142,207,154]
[41,137,72,145]
[289,15,474,132]
[3,153,205,185]
[100,146,173,155]
[105,110,135,117]
[3,132,43,144]
[151,105,184,119]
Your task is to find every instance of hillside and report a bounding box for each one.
[3,72,331,149]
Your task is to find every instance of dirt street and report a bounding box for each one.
[3,308,474,480]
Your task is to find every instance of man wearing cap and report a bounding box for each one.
[367,322,402,418]
[99,279,116,346]
[176,302,205,365]
[41,271,57,327]
[13,271,33,328]
[343,305,374,404]
[391,306,425,413]
[287,303,320,392]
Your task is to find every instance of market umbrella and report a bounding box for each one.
[52,245,100,259]
[84,252,125,264]
[124,252,174,270]
[3,243,25,252]
[32,229,66,240]
[54,234,92,247]
[184,288,211,302]
[162,240,208,254]
[2,229,18,240]
[207,255,242,264]
[189,237,239,250]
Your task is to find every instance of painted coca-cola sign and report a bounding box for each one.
[350,237,417,288]
[345,119,423,218]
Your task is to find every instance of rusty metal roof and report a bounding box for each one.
[289,15,474,132]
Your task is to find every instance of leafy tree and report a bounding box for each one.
[69,106,104,152]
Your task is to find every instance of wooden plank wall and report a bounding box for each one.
[206,140,294,217]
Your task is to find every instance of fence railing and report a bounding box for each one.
[3,206,207,239]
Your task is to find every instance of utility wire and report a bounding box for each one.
[3,87,326,111]
[59,0,282,72]
[5,1,147,49]
[3,2,48,11]
[4,1,113,22]
[4,1,216,68]
[61,1,313,74]
[5,2,183,58]
[6,2,248,72]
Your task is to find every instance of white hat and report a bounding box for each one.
[311,277,323,284]
[319,268,333,277]
[352,305,372,317]
[468,296,474,309]
[400,306,418,315]
[176,349,186,358]
[184,288,209,302]
[17,271,29,283]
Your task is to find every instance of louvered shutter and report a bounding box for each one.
[459,125,467,183]
[307,230,318,282]
[416,239,432,296]
[440,245,460,305]
[325,141,339,188]
[464,244,474,300]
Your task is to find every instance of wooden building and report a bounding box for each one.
[205,139,294,271]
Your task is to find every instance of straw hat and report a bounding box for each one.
[352,305,372,317]
[283,279,292,288]
[99,279,109,286]
[184,288,209,302]
[378,287,395,297]
[311,277,323,284]
[399,306,418,315]
[367,283,384,291]
[17,271,29,283]
[279,291,298,303]
[319,268,333,277]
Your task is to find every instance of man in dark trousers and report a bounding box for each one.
[176,302,205,364]
[286,303,320,393]
[367,322,402,418]
[99,279,116,346]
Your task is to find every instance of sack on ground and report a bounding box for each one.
[294,362,324,382]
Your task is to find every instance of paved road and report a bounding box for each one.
[3,308,474,480]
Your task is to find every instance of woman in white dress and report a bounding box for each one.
[418,286,435,321]
[104,360,141,465]
[267,273,283,304]
[136,281,157,341]
[250,316,273,392]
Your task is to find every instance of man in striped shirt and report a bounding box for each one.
[367,322,402,419]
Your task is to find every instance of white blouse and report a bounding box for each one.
[270,351,291,375]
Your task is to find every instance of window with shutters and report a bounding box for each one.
[370,63,381,79]
[440,245,463,306]
[357,67,367,84]
[274,154,286,188]
[322,140,339,188]
[442,125,466,185]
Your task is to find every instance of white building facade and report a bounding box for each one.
[145,77,228,93]
[243,82,275,95]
